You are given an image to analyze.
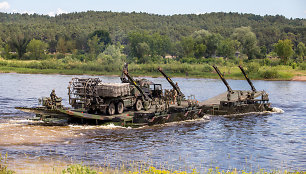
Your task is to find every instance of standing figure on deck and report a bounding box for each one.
[50,89,58,105]
[172,88,177,104]
[164,89,170,109]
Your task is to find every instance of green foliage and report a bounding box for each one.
[0,153,14,174]
[231,27,259,60]
[296,42,306,61]
[202,64,213,72]
[26,39,48,59]
[260,68,280,79]
[128,31,171,62]
[9,34,30,59]
[205,33,223,57]
[246,62,260,74]
[96,45,126,70]
[136,42,150,61]
[274,39,294,64]
[291,62,297,69]
[299,62,306,70]
[194,43,207,59]
[89,30,112,47]
[180,36,195,58]
[1,12,305,65]
[217,39,239,58]
[62,164,97,174]
[87,35,105,59]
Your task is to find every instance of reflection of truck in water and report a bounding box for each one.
[68,72,163,115]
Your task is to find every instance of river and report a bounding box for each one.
[0,73,305,173]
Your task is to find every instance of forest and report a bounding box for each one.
[0,11,305,79]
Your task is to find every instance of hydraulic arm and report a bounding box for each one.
[157,67,185,98]
[238,66,256,92]
[212,65,233,93]
[123,70,150,101]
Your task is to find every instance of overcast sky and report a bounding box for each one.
[0,0,305,19]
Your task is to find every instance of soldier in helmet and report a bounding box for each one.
[50,89,58,105]
[164,89,170,109]
[172,88,177,104]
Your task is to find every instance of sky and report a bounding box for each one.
[0,0,305,19]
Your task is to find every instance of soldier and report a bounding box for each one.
[169,89,173,104]
[172,88,177,104]
[227,92,231,101]
[164,89,170,109]
[50,89,58,105]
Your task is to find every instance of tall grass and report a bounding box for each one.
[0,58,303,80]
[59,164,306,174]
[0,153,14,174]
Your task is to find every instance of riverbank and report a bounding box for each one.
[0,58,305,81]
[2,159,305,174]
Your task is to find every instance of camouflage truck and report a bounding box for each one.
[68,77,162,115]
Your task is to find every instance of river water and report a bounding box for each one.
[0,73,305,173]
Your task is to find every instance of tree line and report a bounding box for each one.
[0,11,305,65]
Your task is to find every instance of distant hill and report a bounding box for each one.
[0,11,305,51]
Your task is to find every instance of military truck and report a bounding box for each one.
[68,73,163,115]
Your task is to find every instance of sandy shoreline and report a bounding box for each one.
[291,76,306,81]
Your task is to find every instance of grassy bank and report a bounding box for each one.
[1,58,305,80]
[1,153,305,174]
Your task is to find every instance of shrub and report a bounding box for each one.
[260,69,280,79]
[261,58,271,66]
[62,164,97,174]
[0,59,8,66]
[246,62,260,74]
[0,153,14,174]
[291,62,297,69]
[299,62,306,70]
[202,64,213,72]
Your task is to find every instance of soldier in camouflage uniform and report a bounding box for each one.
[172,88,177,104]
[164,89,170,109]
[50,89,58,105]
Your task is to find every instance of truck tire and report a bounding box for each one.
[143,101,151,111]
[107,102,115,115]
[116,102,124,114]
[135,99,142,111]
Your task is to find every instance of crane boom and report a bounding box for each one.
[238,66,256,92]
[123,70,150,101]
[212,65,233,93]
[157,67,184,98]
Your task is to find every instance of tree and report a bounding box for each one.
[231,27,259,59]
[27,39,48,59]
[149,33,171,58]
[274,39,294,64]
[56,37,67,53]
[88,30,112,51]
[97,45,126,65]
[127,31,150,59]
[217,39,238,58]
[194,43,206,59]
[136,42,150,63]
[192,30,222,58]
[296,42,305,61]
[87,35,104,60]
[9,34,30,59]
[205,33,222,57]
[180,36,195,58]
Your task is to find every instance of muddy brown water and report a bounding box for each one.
[0,73,305,173]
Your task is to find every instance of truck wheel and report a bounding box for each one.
[116,102,124,114]
[107,103,115,115]
[135,99,142,111]
[143,101,151,111]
